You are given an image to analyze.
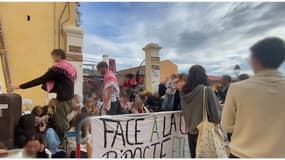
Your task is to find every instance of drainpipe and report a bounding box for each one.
[58,2,71,49]
[0,21,12,92]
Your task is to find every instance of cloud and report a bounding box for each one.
[79,2,285,76]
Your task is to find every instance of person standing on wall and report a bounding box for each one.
[221,37,285,158]
[96,61,121,115]
[180,65,220,158]
[10,49,77,141]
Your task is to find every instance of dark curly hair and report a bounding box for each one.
[250,37,285,69]
[182,65,209,94]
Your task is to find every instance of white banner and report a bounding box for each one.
[90,111,191,158]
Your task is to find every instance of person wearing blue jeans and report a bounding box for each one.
[45,128,65,158]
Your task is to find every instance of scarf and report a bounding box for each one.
[46,60,77,92]
[103,70,119,100]
[120,101,133,110]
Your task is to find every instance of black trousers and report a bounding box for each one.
[188,133,198,158]
[52,151,66,158]
[70,151,88,158]
[107,100,124,115]
[100,100,123,115]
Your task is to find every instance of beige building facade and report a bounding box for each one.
[117,60,178,85]
[0,2,83,106]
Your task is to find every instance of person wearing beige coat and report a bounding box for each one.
[221,37,285,158]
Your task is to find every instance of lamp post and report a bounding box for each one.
[234,64,241,78]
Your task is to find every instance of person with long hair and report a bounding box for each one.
[81,97,99,116]
[180,65,220,158]
[173,73,187,111]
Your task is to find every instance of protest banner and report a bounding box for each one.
[89,111,190,158]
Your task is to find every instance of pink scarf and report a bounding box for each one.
[103,70,119,100]
[120,102,133,110]
[46,60,77,92]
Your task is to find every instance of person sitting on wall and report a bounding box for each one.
[67,113,92,158]
[73,94,84,109]
[81,97,99,116]
[68,97,81,122]
[10,49,77,142]
[31,106,49,128]
[131,94,150,114]
[42,98,57,116]
[42,98,57,131]
[30,106,65,158]
[119,90,133,114]
[141,91,161,112]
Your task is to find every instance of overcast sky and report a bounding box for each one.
[79,2,285,76]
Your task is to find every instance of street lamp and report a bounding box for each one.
[234,64,241,78]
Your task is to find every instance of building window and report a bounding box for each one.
[27,15,31,21]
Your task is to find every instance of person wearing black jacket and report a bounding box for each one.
[173,73,187,111]
[158,83,166,98]
[10,49,77,141]
[219,75,232,104]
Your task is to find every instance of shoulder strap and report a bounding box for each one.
[202,87,208,122]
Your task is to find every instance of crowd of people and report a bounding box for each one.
[0,36,285,158]
[0,49,169,158]
[3,49,95,158]
[179,37,285,158]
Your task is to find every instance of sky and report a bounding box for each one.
[79,2,285,76]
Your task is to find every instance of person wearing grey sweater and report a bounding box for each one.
[180,65,221,158]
